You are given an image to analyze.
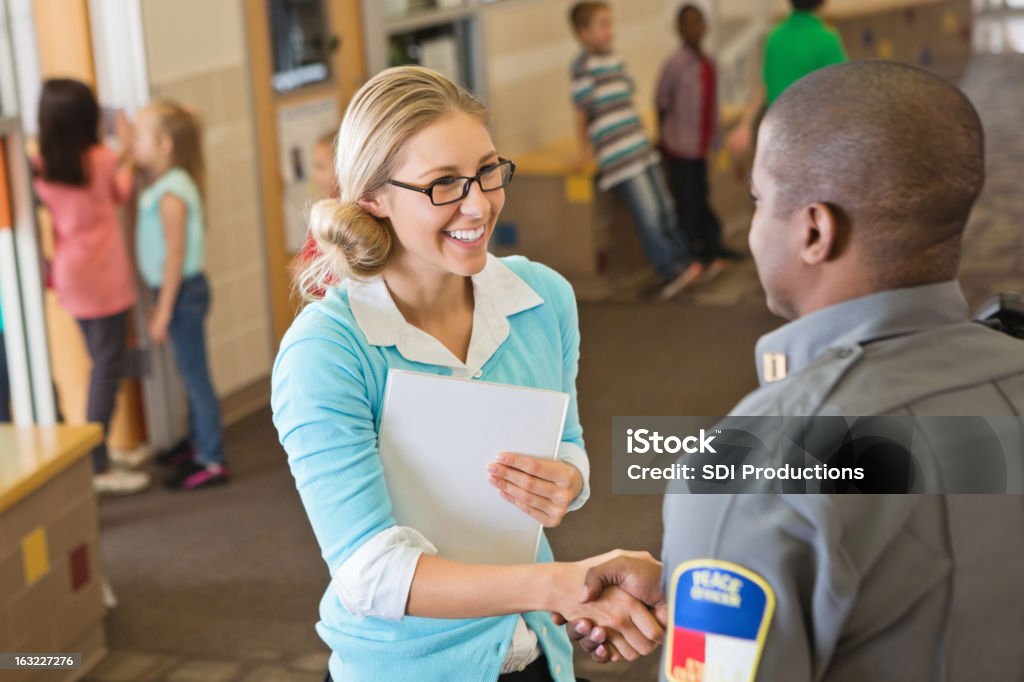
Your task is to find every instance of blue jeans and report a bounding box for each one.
[161,274,224,466]
[612,164,694,281]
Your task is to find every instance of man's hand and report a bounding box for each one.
[580,554,665,606]
[488,452,583,528]
[563,585,665,661]
[547,558,665,661]
[554,552,667,663]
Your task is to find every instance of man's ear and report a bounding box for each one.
[798,202,842,266]
[358,193,388,220]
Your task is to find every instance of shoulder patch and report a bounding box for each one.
[664,559,775,682]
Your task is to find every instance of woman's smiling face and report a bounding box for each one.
[362,110,504,279]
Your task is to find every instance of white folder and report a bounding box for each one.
[377,369,570,565]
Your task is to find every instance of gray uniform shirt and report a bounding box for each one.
[662,282,1024,681]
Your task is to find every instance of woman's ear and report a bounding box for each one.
[359,194,388,220]
[798,202,841,266]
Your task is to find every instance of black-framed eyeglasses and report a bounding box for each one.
[388,158,516,206]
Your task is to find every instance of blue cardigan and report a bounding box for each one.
[271,257,584,681]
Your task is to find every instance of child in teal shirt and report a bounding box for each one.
[133,101,227,490]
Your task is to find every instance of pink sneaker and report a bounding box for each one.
[164,462,229,491]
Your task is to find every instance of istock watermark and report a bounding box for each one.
[626,428,718,455]
[612,416,1024,494]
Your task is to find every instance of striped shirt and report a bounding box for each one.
[571,51,657,191]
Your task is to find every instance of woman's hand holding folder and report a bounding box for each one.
[486,452,584,528]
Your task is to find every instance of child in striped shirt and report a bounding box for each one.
[569,1,702,299]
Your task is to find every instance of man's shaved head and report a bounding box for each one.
[758,60,985,289]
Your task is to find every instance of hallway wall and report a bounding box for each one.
[139,0,273,398]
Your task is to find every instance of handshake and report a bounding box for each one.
[550,550,668,664]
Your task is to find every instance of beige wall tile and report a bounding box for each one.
[189,73,224,125]
[210,121,257,166]
[208,343,237,397]
[236,325,273,388]
[220,67,252,123]
[142,0,246,86]
[206,271,272,394]
[237,269,271,322]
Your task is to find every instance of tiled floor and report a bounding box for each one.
[88,651,327,682]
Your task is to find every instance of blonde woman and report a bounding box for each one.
[271,67,662,682]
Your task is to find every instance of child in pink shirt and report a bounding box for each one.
[33,78,149,495]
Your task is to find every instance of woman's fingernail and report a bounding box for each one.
[496,452,508,463]
[574,622,587,634]
[487,464,497,473]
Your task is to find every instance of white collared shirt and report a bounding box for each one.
[331,255,590,672]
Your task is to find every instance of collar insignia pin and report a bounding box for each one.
[762,352,787,383]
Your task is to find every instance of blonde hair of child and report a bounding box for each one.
[296,66,490,303]
[145,100,206,200]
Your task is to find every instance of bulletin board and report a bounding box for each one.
[276,96,340,253]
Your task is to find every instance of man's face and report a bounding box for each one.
[749,122,804,320]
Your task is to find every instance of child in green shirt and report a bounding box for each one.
[727,0,847,157]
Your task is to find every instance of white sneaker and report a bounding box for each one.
[94,469,151,496]
[700,259,726,284]
[101,577,119,609]
[659,262,705,300]
[109,444,154,469]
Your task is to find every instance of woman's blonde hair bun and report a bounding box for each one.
[309,197,393,278]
